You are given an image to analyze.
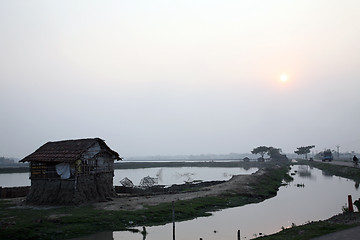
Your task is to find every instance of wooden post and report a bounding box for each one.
[237,230,240,240]
[172,201,175,240]
[348,195,354,212]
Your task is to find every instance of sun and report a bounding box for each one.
[280,74,288,83]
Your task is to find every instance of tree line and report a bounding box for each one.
[250,146,288,161]
[251,145,315,161]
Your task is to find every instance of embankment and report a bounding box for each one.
[0,186,30,198]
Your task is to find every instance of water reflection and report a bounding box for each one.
[322,171,334,178]
[243,165,252,171]
[70,230,152,240]
[296,165,314,179]
[114,167,258,186]
[141,227,148,240]
[71,231,114,240]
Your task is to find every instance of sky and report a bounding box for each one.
[1,0,360,159]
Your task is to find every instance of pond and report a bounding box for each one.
[73,165,360,240]
[113,167,258,186]
[0,167,257,187]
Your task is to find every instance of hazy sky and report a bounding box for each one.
[1,1,360,159]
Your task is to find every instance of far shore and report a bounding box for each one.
[0,160,282,174]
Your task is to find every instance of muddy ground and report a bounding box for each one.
[94,168,267,211]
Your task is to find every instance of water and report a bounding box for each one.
[114,167,257,186]
[0,172,30,187]
[75,165,359,240]
[0,167,257,187]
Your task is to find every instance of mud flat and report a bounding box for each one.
[95,165,289,211]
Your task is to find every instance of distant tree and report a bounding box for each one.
[294,145,315,160]
[268,147,282,159]
[251,146,269,160]
[268,147,288,161]
[0,157,16,165]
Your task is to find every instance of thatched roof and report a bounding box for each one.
[20,138,121,163]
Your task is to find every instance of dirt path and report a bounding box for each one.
[310,226,360,240]
[312,159,356,168]
[93,168,267,211]
[309,212,360,240]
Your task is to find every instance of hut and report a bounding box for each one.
[20,138,122,205]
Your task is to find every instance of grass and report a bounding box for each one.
[235,164,293,206]
[0,197,252,240]
[257,220,356,240]
[302,160,360,182]
[0,165,291,240]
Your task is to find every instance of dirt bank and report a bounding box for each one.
[94,167,275,211]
